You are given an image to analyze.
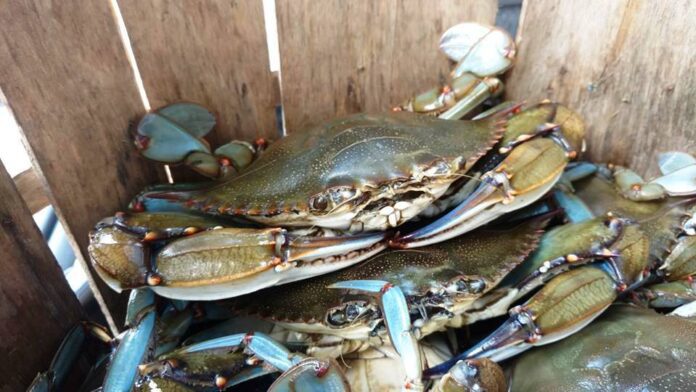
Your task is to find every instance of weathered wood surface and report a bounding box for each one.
[507,0,696,177]
[276,0,498,132]
[0,160,83,392]
[120,0,280,146]
[0,0,163,331]
[13,168,50,214]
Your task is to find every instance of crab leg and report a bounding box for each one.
[501,215,625,295]
[329,280,423,391]
[151,332,350,391]
[28,322,98,391]
[396,74,502,119]
[638,280,696,308]
[103,289,156,392]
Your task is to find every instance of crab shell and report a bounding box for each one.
[153,103,584,233]
[228,213,549,341]
[508,304,696,391]
[154,111,506,232]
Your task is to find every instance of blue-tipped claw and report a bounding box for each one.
[156,103,216,138]
[103,311,156,392]
[181,332,296,372]
[391,177,502,249]
[425,307,537,377]
[136,112,211,164]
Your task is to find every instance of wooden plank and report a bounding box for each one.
[13,168,49,214]
[276,0,498,133]
[120,0,280,146]
[0,0,163,331]
[0,159,83,392]
[506,0,696,177]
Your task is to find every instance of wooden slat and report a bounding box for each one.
[276,0,498,133]
[0,159,83,391]
[13,168,49,214]
[0,0,163,331]
[120,0,280,146]
[506,0,696,176]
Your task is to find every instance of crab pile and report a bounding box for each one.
[30,22,696,392]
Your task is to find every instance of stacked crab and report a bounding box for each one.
[31,23,696,392]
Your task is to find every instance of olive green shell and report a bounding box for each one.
[230,215,549,323]
[574,175,695,263]
[189,112,502,215]
[509,304,696,391]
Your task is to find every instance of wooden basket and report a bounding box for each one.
[1,1,693,389]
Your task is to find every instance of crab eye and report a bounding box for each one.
[309,194,329,211]
[326,302,368,326]
[330,187,357,204]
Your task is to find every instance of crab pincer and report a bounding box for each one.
[392,103,585,248]
[89,216,388,300]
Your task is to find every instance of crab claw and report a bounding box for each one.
[135,109,212,164]
[612,152,696,201]
[613,166,668,201]
[155,332,349,391]
[183,332,298,371]
[426,266,617,376]
[439,22,516,78]
[640,281,696,308]
[659,235,696,281]
[393,136,569,248]
[103,289,156,392]
[329,280,423,390]
[89,225,387,300]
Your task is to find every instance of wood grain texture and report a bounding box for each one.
[120,0,280,146]
[0,160,83,392]
[13,168,49,214]
[276,0,498,133]
[0,0,163,331]
[506,0,696,177]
